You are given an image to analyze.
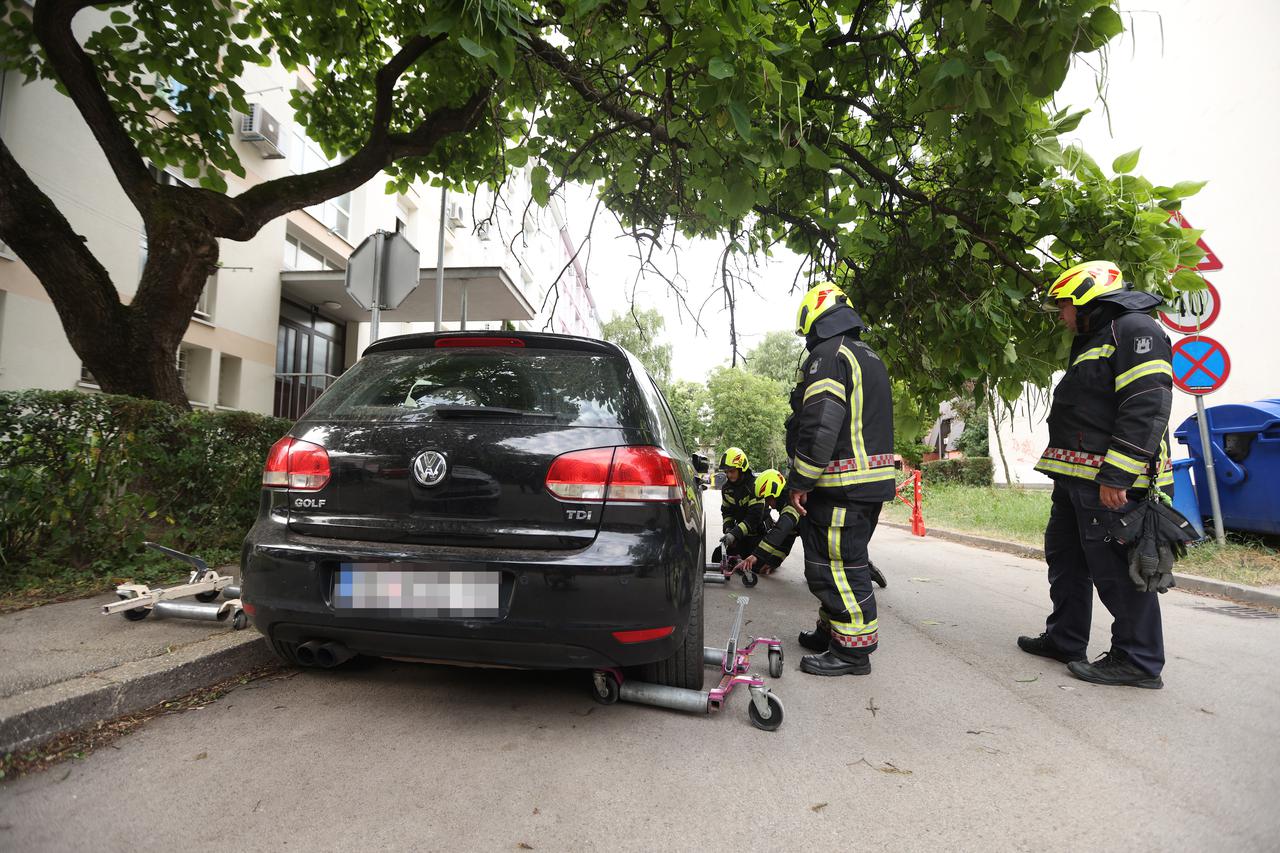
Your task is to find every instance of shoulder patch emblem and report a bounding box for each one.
[809,358,821,374]
[1134,336,1153,355]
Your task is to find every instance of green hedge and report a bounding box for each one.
[0,390,290,589]
[922,456,994,487]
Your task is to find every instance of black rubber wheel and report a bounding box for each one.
[118,592,148,621]
[748,693,784,732]
[768,648,784,679]
[639,565,705,690]
[742,571,758,588]
[231,610,249,630]
[194,590,221,603]
[591,674,620,705]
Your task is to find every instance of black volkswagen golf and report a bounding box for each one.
[241,331,708,689]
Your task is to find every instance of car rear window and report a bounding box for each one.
[303,348,644,427]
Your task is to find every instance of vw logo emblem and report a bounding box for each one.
[412,451,448,487]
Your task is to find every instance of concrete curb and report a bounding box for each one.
[882,521,1280,609]
[0,631,272,756]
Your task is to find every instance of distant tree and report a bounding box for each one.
[664,379,708,450]
[956,398,991,457]
[601,309,672,387]
[704,367,789,472]
[744,331,804,386]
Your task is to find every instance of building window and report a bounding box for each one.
[194,274,216,321]
[287,129,350,239]
[79,364,99,387]
[218,354,242,409]
[175,347,189,392]
[283,235,332,271]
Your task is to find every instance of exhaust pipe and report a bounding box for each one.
[295,640,323,666]
[315,641,355,668]
[617,681,711,715]
[222,585,241,600]
[151,600,231,622]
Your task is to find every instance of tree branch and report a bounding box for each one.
[31,0,155,215]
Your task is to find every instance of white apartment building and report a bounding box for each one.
[991,1,1279,483]
[0,47,599,419]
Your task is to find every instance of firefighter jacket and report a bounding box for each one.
[752,502,802,569]
[720,469,767,540]
[1035,292,1175,492]
[785,332,896,506]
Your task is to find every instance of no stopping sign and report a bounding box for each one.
[1171,335,1230,395]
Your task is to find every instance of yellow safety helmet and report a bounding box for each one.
[1044,261,1124,310]
[719,446,749,471]
[795,282,848,336]
[754,469,785,500]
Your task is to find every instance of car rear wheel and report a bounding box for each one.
[639,570,704,690]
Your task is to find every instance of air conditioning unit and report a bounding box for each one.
[239,105,286,160]
[447,201,466,228]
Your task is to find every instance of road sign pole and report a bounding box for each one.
[369,231,384,344]
[435,186,447,332]
[1195,396,1227,545]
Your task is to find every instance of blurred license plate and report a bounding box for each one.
[333,565,501,616]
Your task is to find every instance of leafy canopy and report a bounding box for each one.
[0,0,1206,401]
[600,309,673,387]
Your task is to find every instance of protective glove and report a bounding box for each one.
[721,531,737,549]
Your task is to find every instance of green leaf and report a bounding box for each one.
[938,58,968,80]
[709,57,735,79]
[530,165,550,206]
[971,77,991,110]
[992,0,1021,24]
[802,142,832,170]
[1167,179,1208,199]
[985,50,1014,78]
[724,180,756,218]
[506,146,529,168]
[456,37,489,59]
[1003,342,1018,364]
[110,10,130,24]
[1171,269,1206,291]
[1112,148,1141,174]
[1089,7,1125,40]
[726,100,754,141]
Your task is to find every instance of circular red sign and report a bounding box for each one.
[1171,335,1231,396]
[1160,280,1221,334]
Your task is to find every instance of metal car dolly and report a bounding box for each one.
[704,552,758,587]
[101,542,247,629]
[591,595,785,731]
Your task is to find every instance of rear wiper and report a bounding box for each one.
[431,405,558,420]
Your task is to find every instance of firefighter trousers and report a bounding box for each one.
[1043,479,1165,676]
[801,497,882,660]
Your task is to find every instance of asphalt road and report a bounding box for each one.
[4,497,1279,852]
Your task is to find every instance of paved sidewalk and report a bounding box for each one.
[0,574,271,755]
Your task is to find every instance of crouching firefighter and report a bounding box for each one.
[786,283,895,677]
[1018,260,1175,690]
[740,469,888,587]
[714,447,766,563]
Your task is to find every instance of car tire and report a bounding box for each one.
[640,567,704,690]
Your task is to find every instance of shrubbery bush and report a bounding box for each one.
[0,390,290,591]
[922,456,994,487]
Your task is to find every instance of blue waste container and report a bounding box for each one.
[1174,398,1280,535]
[1170,459,1205,539]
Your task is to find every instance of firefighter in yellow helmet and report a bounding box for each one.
[1018,260,1174,689]
[741,468,888,586]
[714,446,767,563]
[785,282,895,676]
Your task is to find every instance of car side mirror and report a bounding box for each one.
[691,452,710,474]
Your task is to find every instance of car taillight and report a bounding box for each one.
[545,447,614,501]
[612,626,675,644]
[607,446,682,502]
[434,336,525,347]
[545,446,682,503]
[262,437,331,491]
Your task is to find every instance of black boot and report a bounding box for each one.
[869,562,887,589]
[799,650,871,676]
[1017,632,1085,664]
[797,624,829,652]
[1067,650,1163,689]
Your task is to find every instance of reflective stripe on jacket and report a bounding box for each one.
[1036,310,1174,491]
[720,470,766,538]
[785,334,895,503]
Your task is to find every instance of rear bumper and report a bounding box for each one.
[241,518,698,670]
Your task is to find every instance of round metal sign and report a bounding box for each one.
[1171,335,1231,396]
[1160,280,1221,334]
